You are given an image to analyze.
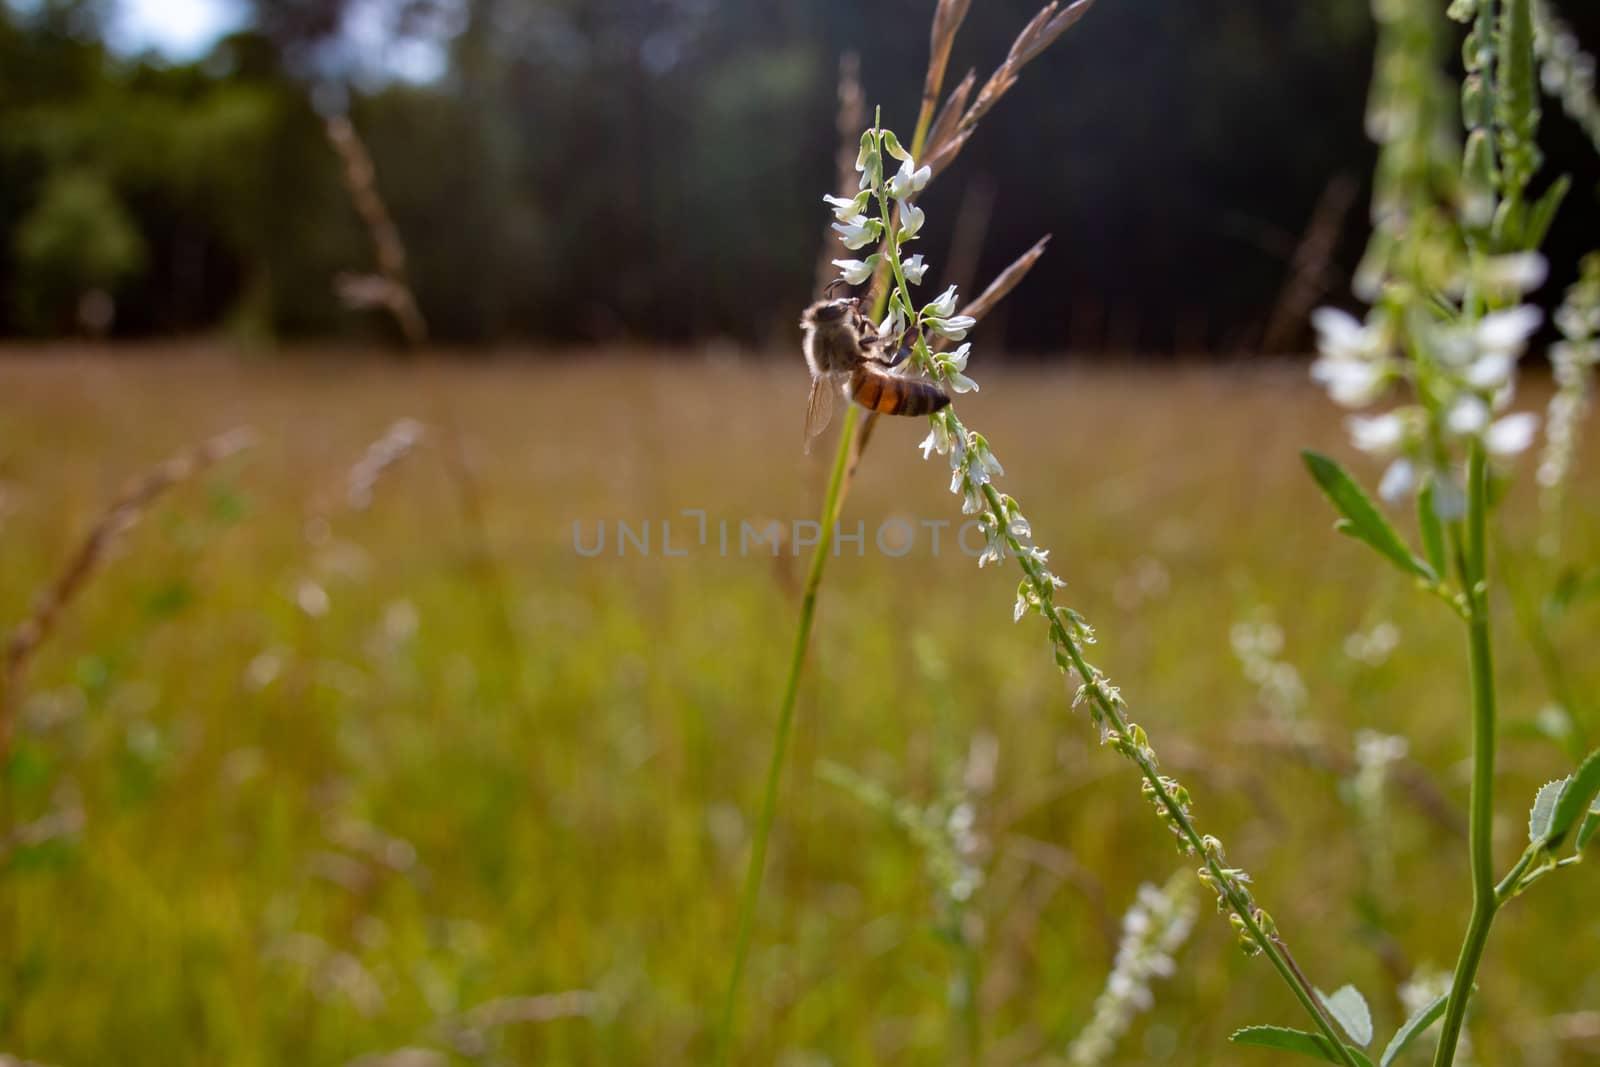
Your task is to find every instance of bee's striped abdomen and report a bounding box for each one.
[850,366,951,417]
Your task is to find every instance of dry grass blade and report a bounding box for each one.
[1,427,255,750]
[954,233,1052,328]
[1017,0,1096,66]
[925,68,976,166]
[928,0,1096,177]
[441,991,605,1054]
[921,0,973,135]
[1260,175,1357,353]
[815,51,866,294]
[326,115,429,348]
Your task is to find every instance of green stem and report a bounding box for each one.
[1433,441,1499,1067]
[976,482,1360,1067]
[713,402,860,1066]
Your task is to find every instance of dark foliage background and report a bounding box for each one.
[2,0,1598,353]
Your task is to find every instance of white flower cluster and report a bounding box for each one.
[826,128,930,287]
[1535,0,1600,156]
[1311,252,1547,505]
[1538,256,1600,504]
[1230,617,1308,734]
[1067,874,1198,1066]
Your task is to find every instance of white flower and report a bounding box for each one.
[931,315,977,341]
[948,370,979,393]
[973,439,1003,477]
[918,418,951,459]
[1312,307,1387,361]
[899,203,926,240]
[1446,394,1490,436]
[1378,457,1417,502]
[925,285,959,319]
[1465,351,1515,390]
[877,304,904,343]
[1346,412,1406,454]
[823,191,870,221]
[1311,357,1389,407]
[1486,412,1539,456]
[1476,306,1542,355]
[831,256,878,286]
[1478,252,1548,293]
[832,214,880,250]
[885,157,931,200]
[902,254,929,285]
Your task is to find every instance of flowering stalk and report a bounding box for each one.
[1068,871,1198,1066]
[837,121,1364,1066]
[1308,1,1580,1063]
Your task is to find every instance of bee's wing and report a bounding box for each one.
[803,374,840,453]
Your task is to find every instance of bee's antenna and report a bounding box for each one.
[823,277,852,299]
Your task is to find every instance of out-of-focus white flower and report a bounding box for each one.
[831,256,878,286]
[885,157,931,200]
[1067,874,1198,1067]
[1476,305,1542,356]
[832,214,880,250]
[1313,307,1389,361]
[1346,412,1407,454]
[1378,458,1417,502]
[903,254,929,285]
[1466,351,1515,390]
[1485,412,1539,456]
[1475,252,1548,293]
[1312,357,1390,408]
[1446,394,1491,436]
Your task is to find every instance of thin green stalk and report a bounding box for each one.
[714,401,860,1066]
[716,70,952,1067]
[1432,441,1499,1067]
[976,482,1360,1067]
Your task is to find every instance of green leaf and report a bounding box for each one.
[1529,777,1568,843]
[1302,451,1435,582]
[1547,748,1600,847]
[1318,985,1374,1047]
[1525,175,1571,249]
[1543,567,1600,621]
[1232,1026,1374,1066]
[1416,477,1448,584]
[1380,991,1449,1067]
[1577,809,1599,852]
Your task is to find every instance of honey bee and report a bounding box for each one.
[800,290,950,449]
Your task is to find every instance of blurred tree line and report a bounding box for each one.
[1,0,1597,352]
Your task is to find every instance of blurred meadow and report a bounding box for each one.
[4,0,1600,1063]
[1,352,1597,1064]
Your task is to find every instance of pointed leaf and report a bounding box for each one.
[1525,175,1571,250]
[1380,991,1449,1067]
[1530,777,1568,843]
[1231,1026,1375,1067]
[1303,451,1435,582]
[1547,747,1600,847]
[1318,985,1374,1047]
[1416,477,1448,584]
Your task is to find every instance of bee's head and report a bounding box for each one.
[809,297,858,324]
